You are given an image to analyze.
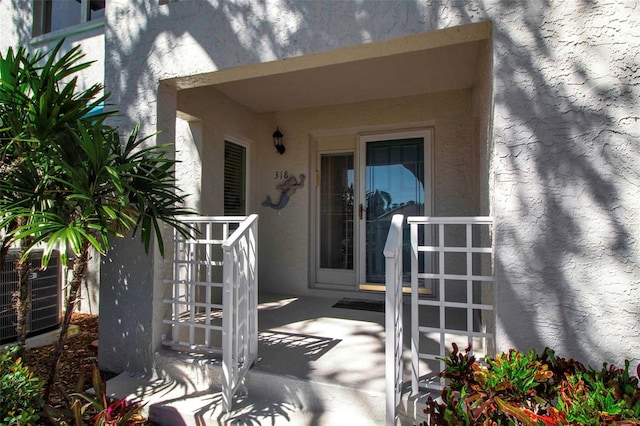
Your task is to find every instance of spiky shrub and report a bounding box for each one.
[0,346,44,425]
[75,365,146,426]
[0,40,193,402]
[556,360,640,425]
[44,364,147,426]
[44,364,146,426]
[423,344,640,425]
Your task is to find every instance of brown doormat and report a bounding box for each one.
[332,298,384,312]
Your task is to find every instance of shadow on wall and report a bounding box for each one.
[98,237,155,375]
[119,0,638,370]
[486,1,639,371]
[8,0,32,47]
[16,0,637,375]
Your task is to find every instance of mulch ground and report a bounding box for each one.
[21,313,158,425]
[25,312,102,401]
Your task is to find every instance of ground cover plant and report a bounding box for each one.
[0,346,44,425]
[423,343,640,425]
[44,364,146,426]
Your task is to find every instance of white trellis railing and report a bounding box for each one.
[407,216,494,393]
[221,214,259,412]
[384,214,404,426]
[163,215,258,413]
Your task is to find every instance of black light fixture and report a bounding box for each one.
[273,127,285,155]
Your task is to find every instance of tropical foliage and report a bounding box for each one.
[0,40,192,401]
[0,41,110,357]
[423,343,640,425]
[44,364,146,426]
[0,346,44,425]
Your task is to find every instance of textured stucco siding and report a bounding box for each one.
[491,2,640,369]
[99,1,640,372]
[176,86,272,215]
[0,0,32,53]
[103,0,639,374]
[3,0,638,375]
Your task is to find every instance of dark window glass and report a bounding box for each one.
[365,138,424,284]
[89,0,105,21]
[41,0,106,34]
[320,153,354,270]
[44,0,81,33]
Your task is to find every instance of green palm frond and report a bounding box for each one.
[1,39,198,400]
[1,39,193,262]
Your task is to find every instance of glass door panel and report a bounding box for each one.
[319,153,354,270]
[361,136,425,286]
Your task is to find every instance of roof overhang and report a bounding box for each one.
[166,21,492,113]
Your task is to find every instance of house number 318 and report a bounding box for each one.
[275,171,289,179]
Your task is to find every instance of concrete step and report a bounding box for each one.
[401,390,433,425]
[104,350,389,425]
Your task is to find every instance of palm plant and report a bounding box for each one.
[0,41,109,358]
[0,41,193,401]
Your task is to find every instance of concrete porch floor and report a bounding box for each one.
[254,294,388,393]
[105,293,433,425]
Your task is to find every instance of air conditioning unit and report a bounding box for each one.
[0,249,61,344]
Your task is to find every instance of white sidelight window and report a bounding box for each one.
[319,153,354,270]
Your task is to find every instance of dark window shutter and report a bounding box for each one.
[224,141,246,215]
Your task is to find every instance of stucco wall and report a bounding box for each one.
[4,0,635,374]
[175,115,203,212]
[97,0,640,374]
[0,0,32,52]
[472,38,493,217]
[176,86,273,215]
[490,2,640,370]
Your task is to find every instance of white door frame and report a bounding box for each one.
[315,149,357,287]
[357,128,434,289]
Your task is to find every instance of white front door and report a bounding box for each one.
[313,129,433,291]
[358,130,433,290]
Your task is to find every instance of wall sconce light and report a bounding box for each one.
[273,127,285,155]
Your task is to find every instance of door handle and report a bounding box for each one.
[359,203,366,220]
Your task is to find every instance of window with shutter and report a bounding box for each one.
[224,141,247,216]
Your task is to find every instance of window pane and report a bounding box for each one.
[365,138,424,284]
[45,0,81,33]
[320,153,354,269]
[89,0,105,20]
[224,141,246,216]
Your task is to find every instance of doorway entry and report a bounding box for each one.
[358,130,433,290]
[314,129,433,291]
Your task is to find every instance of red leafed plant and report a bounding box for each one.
[45,364,146,426]
[73,365,146,426]
[423,344,640,425]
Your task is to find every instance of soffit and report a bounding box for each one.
[214,41,480,113]
[168,22,490,113]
